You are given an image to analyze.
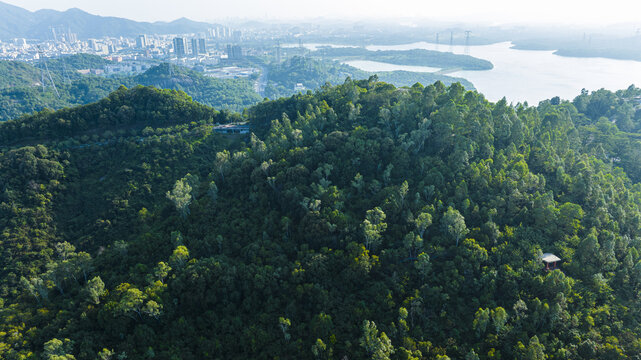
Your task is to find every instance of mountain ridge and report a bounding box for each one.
[0,1,213,40]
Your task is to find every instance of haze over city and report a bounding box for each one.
[4,0,641,25]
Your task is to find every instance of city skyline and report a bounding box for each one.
[2,0,641,26]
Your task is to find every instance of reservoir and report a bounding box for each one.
[363,41,641,104]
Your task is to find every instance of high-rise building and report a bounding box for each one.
[226,44,243,59]
[232,30,242,42]
[50,27,58,43]
[136,35,148,49]
[191,38,198,55]
[173,37,186,57]
[198,38,207,54]
[67,31,78,44]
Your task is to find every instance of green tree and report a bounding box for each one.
[465,350,480,360]
[151,262,171,284]
[404,232,423,258]
[362,207,387,251]
[55,242,76,260]
[279,317,292,341]
[360,320,394,360]
[208,181,219,204]
[441,207,468,246]
[84,276,106,305]
[473,308,490,338]
[491,307,508,333]
[169,246,190,268]
[352,172,364,193]
[166,177,193,218]
[398,180,409,209]
[43,338,76,360]
[115,285,146,320]
[97,348,114,360]
[414,212,432,239]
[525,335,546,360]
[214,150,231,182]
[20,276,48,303]
[414,253,431,279]
[311,338,330,360]
[142,300,163,319]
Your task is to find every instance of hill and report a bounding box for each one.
[265,56,475,99]
[311,47,494,71]
[0,1,212,40]
[2,80,641,359]
[0,85,239,145]
[0,54,111,89]
[133,63,263,112]
[0,60,43,88]
[513,36,641,62]
[0,54,121,122]
[0,55,481,122]
[0,60,262,121]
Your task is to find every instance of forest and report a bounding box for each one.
[310,47,493,71]
[0,53,483,123]
[1,78,641,360]
[0,56,262,121]
[265,56,473,99]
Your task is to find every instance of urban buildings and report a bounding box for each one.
[173,37,186,57]
[226,45,242,59]
[191,38,198,55]
[136,35,148,49]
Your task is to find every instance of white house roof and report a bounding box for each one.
[541,253,561,263]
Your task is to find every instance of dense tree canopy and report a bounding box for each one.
[0,59,263,121]
[1,79,641,359]
[265,56,474,99]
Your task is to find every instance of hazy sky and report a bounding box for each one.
[4,0,641,25]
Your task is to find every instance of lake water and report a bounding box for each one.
[282,43,358,51]
[362,41,641,104]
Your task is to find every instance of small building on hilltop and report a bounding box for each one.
[541,253,561,270]
[213,124,250,134]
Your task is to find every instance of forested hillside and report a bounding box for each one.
[0,61,44,88]
[310,47,494,71]
[0,55,120,122]
[132,63,262,112]
[2,79,641,360]
[0,59,262,121]
[0,55,479,122]
[265,56,474,99]
[0,54,111,86]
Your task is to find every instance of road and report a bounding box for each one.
[254,66,268,97]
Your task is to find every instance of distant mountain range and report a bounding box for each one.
[0,1,213,40]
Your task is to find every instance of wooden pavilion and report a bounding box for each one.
[541,253,561,270]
